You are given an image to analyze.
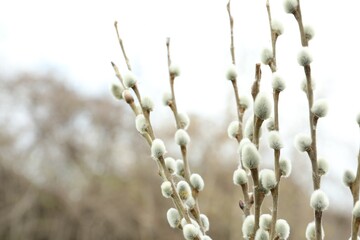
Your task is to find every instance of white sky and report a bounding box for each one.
[1,0,360,209]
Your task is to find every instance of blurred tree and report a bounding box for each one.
[0,73,351,239]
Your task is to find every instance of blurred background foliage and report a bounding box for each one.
[0,73,351,239]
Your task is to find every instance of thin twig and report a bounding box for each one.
[114,21,132,71]
[265,0,277,72]
[304,65,320,190]
[227,0,236,65]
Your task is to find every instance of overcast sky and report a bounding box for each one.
[1,0,360,209]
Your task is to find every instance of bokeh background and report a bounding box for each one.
[1,0,360,239]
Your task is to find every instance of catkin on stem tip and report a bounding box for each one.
[310,189,329,211]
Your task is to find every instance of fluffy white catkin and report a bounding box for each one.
[297,47,313,66]
[279,158,292,177]
[254,92,272,120]
[353,201,360,218]
[183,224,200,240]
[305,221,324,240]
[260,169,277,191]
[241,143,261,169]
[151,139,166,159]
[135,114,148,134]
[295,133,312,152]
[178,112,190,130]
[317,158,329,175]
[233,168,248,186]
[261,48,273,65]
[275,219,290,239]
[200,214,210,232]
[175,129,191,146]
[177,180,192,200]
[169,64,180,77]
[164,157,176,174]
[310,189,329,211]
[227,121,240,139]
[311,99,328,118]
[123,71,137,88]
[260,214,272,230]
[272,75,286,92]
[166,208,181,228]
[271,19,284,36]
[190,173,205,191]
[242,215,255,239]
[255,229,269,240]
[141,96,154,111]
[226,64,237,81]
[268,131,283,150]
[343,170,355,187]
[161,181,173,198]
[284,0,298,13]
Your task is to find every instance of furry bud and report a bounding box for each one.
[175,129,191,146]
[284,0,298,13]
[141,96,154,111]
[297,47,313,66]
[111,83,124,100]
[260,169,277,190]
[169,64,180,77]
[161,181,173,198]
[301,78,316,93]
[190,173,205,192]
[151,139,166,159]
[275,219,290,239]
[242,143,261,169]
[343,170,355,187]
[271,20,284,36]
[165,157,176,174]
[304,25,315,41]
[255,229,270,240]
[167,208,181,228]
[353,201,360,219]
[272,75,286,92]
[295,133,312,152]
[227,121,240,139]
[200,214,210,232]
[176,159,185,177]
[260,214,272,230]
[279,158,292,177]
[356,113,360,127]
[183,224,200,240]
[226,64,238,81]
[268,131,283,150]
[266,118,275,131]
[310,189,329,211]
[242,215,255,239]
[317,158,329,176]
[162,92,173,106]
[311,99,328,118]
[123,71,137,88]
[233,168,248,186]
[178,112,190,130]
[261,48,273,65]
[177,180,192,200]
[306,221,324,240]
[239,95,251,110]
[254,92,272,120]
[135,114,148,134]
[122,89,134,104]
